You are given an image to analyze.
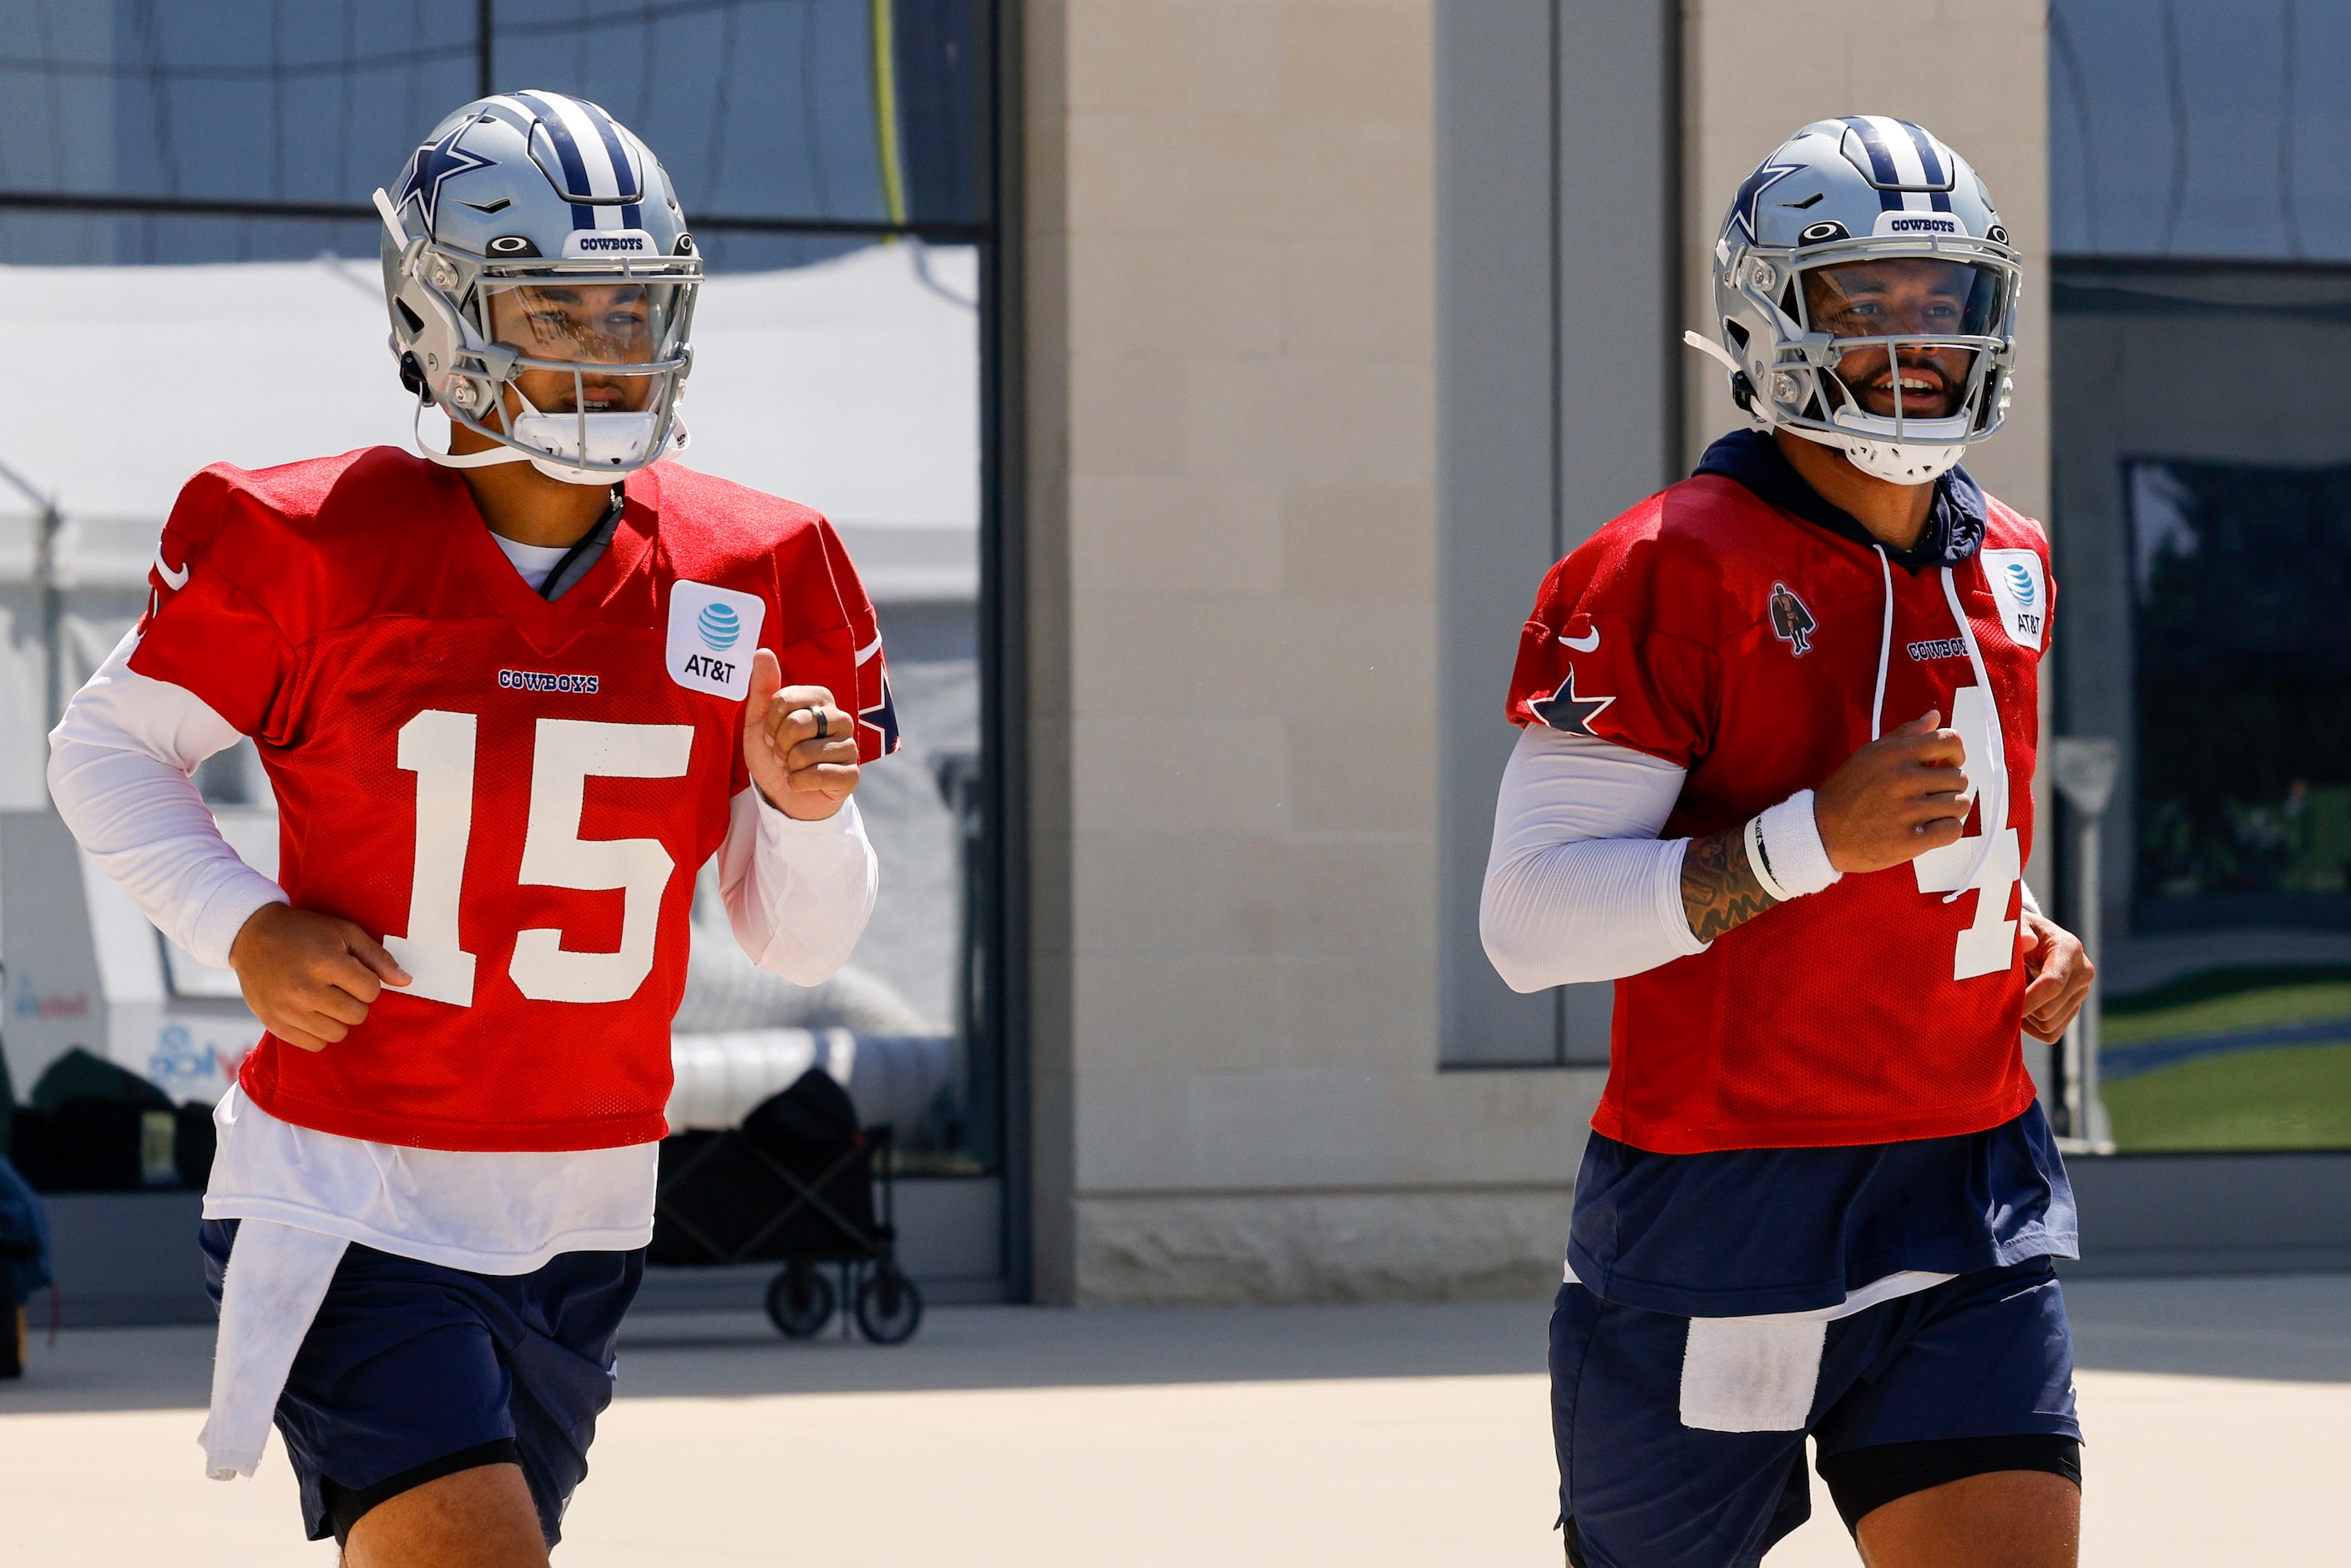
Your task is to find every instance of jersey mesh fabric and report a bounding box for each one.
[130,448,895,1152]
[1506,473,2052,1153]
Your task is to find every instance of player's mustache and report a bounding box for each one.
[536,382,638,412]
[1857,355,1953,401]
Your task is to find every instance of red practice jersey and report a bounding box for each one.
[131,448,897,1152]
[1506,473,2053,1154]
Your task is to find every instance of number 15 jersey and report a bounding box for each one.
[131,447,897,1154]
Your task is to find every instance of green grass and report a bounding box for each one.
[2104,1041,2351,1151]
[2101,980,2351,1044]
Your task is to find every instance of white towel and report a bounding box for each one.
[199,1220,349,1479]
[1676,1269,1958,1434]
[1680,1315,1831,1432]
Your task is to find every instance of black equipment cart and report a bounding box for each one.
[648,1068,923,1344]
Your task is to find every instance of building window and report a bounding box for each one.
[0,3,1012,1223]
[2051,0,2351,1152]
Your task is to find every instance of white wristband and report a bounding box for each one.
[1742,814,1792,902]
[1754,788,1843,899]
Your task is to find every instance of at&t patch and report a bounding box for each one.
[666,580,766,699]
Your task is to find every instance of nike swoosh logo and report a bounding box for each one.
[154,549,190,590]
[1558,628,1600,652]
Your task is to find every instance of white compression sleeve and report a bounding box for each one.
[1479,725,1709,993]
[46,628,286,969]
[716,787,881,986]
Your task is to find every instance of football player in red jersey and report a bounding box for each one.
[1483,119,2092,1567]
[49,93,894,1566]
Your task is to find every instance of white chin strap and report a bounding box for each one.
[1831,434,1966,486]
[1791,420,1967,486]
[414,396,687,487]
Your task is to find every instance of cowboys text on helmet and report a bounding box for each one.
[1686,116,2020,486]
[374,92,700,486]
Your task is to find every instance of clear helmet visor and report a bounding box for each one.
[477,274,693,413]
[438,271,695,478]
[1795,257,2008,432]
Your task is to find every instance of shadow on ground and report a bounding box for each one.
[2061,1273,2351,1382]
[2,1273,2343,1416]
[610,1297,1560,1399]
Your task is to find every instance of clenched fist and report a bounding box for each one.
[228,903,411,1053]
[744,647,862,821]
[1813,710,1975,874]
[2020,909,2094,1043]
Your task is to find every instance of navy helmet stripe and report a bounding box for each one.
[575,99,646,229]
[514,90,599,231]
[1895,119,1957,210]
[1838,115,1904,210]
[1897,120,1946,185]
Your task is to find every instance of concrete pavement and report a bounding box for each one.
[0,1274,2343,1564]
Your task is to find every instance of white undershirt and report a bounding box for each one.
[489,533,575,593]
[48,626,879,1272]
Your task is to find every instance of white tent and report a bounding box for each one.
[0,240,978,587]
[0,243,981,807]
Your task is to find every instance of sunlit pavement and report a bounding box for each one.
[0,1276,2343,1565]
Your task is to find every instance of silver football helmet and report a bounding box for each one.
[1686,116,2020,484]
[374,92,700,485]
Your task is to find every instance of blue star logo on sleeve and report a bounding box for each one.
[397,119,496,234]
[1727,159,1805,244]
[860,669,902,755]
[1530,668,1616,736]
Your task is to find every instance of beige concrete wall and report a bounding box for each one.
[1022,0,2054,1303]
[1022,0,1595,1304]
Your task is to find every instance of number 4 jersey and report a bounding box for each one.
[1505,441,2053,1155]
[130,447,898,1153]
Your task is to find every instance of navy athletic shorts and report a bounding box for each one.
[1549,1257,2080,1568]
[200,1217,643,1548]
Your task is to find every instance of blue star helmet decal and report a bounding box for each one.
[397,118,497,235]
[1727,159,1805,245]
[1530,667,1616,737]
[860,667,902,754]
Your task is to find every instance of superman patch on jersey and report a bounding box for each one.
[1769,582,1817,655]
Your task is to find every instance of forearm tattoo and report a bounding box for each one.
[1679,827,1781,943]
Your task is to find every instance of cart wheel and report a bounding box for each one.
[765,1267,835,1339]
[853,1263,923,1345]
